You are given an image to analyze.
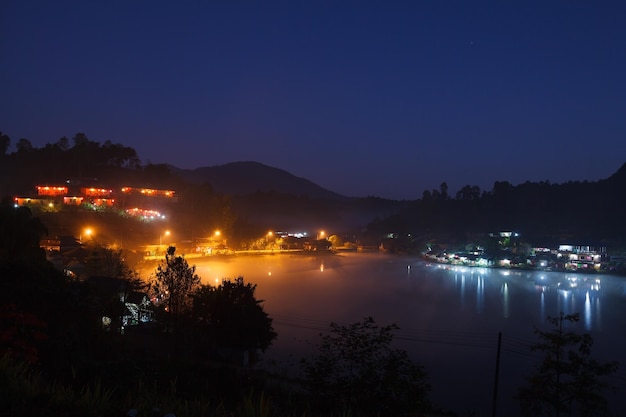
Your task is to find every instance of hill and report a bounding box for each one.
[2,134,625,245]
[168,162,410,232]
[170,161,347,200]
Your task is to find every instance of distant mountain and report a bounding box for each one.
[170,161,349,200]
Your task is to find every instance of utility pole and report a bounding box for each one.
[492,331,502,417]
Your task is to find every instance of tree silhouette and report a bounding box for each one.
[517,312,618,417]
[0,131,9,155]
[191,276,276,365]
[15,138,33,154]
[0,198,48,263]
[151,246,200,333]
[301,316,430,416]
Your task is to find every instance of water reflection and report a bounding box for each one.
[460,272,465,308]
[476,274,484,313]
[140,253,626,416]
[585,291,591,330]
[501,282,509,318]
[435,263,607,330]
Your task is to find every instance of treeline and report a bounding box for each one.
[3,130,625,246]
[0,131,237,244]
[0,132,147,194]
[367,165,626,246]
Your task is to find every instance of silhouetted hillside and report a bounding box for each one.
[605,161,626,184]
[2,132,625,244]
[170,162,347,200]
[0,134,407,237]
[368,162,626,245]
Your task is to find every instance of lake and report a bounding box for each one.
[145,251,626,416]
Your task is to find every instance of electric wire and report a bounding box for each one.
[271,313,625,389]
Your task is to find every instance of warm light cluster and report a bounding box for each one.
[63,196,84,205]
[91,198,116,207]
[121,187,176,198]
[125,207,165,220]
[36,185,68,196]
[14,197,33,205]
[82,187,113,197]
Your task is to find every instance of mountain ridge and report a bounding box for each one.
[169,161,350,200]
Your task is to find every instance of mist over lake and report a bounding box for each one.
[143,252,626,416]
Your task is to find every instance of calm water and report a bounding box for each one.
[146,252,626,416]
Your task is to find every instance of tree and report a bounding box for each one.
[0,198,48,263]
[191,277,276,365]
[301,317,430,416]
[15,138,34,153]
[422,189,432,202]
[0,131,10,155]
[151,246,200,332]
[439,182,449,200]
[101,140,141,168]
[71,132,91,148]
[517,312,619,417]
[84,244,140,282]
[456,184,481,201]
[55,136,69,151]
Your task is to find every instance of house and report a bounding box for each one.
[557,244,607,271]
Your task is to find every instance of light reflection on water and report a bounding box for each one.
[140,252,626,416]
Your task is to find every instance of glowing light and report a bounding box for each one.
[80,227,93,243]
[160,230,171,245]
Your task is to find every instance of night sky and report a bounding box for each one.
[2,1,625,200]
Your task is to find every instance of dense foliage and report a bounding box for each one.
[191,277,277,364]
[517,313,619,417]
[368,173,626,246]
[301,317,431,416]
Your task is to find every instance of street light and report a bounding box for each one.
[80,227,93,243]
[160,230,170,246]
[266,231,274,250]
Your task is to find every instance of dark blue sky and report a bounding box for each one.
[2,1,625,200]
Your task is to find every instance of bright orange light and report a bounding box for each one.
[214,230,221,237]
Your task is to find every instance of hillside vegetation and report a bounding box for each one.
[1,131,625,247]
